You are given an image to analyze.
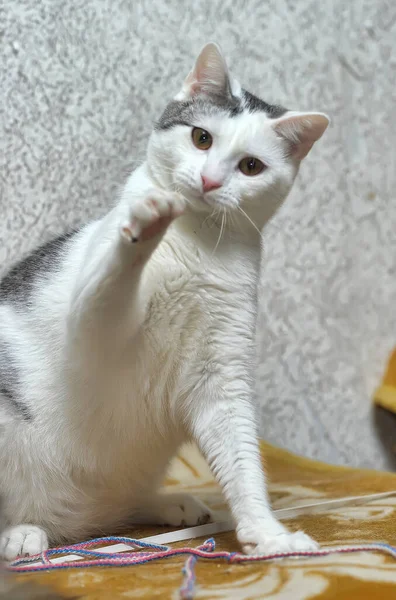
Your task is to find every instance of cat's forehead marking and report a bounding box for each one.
[155,90,287,131]
[241,91,287,119]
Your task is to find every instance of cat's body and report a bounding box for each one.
[0,43,329,561]
[0,180,260,550]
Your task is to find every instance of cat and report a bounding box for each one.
[0,42,329,561]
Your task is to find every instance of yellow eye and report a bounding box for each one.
[239,157,266,176]
[192,127,213,150]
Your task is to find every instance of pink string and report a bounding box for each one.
[7,536,396,599]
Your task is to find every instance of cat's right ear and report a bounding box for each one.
[175,43,237,101]
[273,112,330,161]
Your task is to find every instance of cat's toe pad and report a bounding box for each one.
[0,524,48,561]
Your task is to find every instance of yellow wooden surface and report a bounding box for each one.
[12,441,396,599]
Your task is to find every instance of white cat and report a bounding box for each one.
[0,43,329,561]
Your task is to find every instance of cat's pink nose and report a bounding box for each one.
[201,175,222,193]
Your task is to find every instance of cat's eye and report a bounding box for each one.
[192,128,213,150]
[239,157,266,176]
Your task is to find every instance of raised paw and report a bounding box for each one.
[121,189,185,244]
[240,529,319,556]
[0,524,48,561]
[148,493,213,527]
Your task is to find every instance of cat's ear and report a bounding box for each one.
[176,42,237,101]
[273,112,330,160]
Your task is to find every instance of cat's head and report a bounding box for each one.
[148,43,329,228]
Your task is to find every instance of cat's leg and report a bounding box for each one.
[134,492,212,527]
[0,525,48,560]
[68,187,185,348]
[186,394,318,555]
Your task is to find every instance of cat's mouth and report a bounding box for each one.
[177,182,213,207]
[194,191,217,209]
[173,178,220,211]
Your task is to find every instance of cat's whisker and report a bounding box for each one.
[211,210,226,257]
[201,208,218,230]
[228,208,239,233]
[237,206,264,240]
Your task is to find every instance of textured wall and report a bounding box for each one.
[1,0,396,468]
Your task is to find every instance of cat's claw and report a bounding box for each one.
[121,189,185,244]
[0,524,48,561]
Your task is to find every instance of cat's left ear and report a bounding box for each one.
[273,112,330,160]
[175,42,240,101]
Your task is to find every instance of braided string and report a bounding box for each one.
[8,536,396,599]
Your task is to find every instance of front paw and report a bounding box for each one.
[121,189,185,244]
[0,524,48,560]
[238,528,319,556]
[149,493,213,527]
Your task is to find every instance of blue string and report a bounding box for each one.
[10,536,170,567]
[179,538,216,599]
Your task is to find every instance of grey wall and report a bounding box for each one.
[1,0,396,469]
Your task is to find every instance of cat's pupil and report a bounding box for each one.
[200,132,208,142]
[247,159,256,171]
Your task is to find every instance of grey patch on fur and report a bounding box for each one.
[0,341,31,421]
[0,231,78,306]
[156,88,286,130]
[241,90,287,118]
[0,389,32,422]
[155,94,242,130]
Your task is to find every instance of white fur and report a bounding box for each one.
[0,43,329,559]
